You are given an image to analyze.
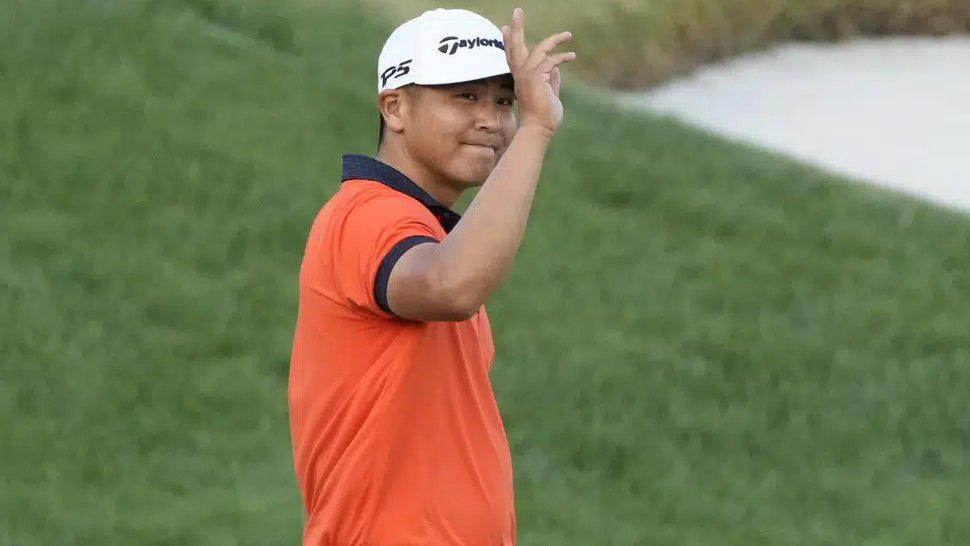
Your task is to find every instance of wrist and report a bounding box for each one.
[516,123,555,145]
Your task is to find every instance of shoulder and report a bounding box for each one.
[335,180,440,235]
[343,180,431,217]
[308,181,416,232]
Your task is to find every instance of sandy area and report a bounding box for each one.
[614,36,970,212]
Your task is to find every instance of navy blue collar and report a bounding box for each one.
[341,154,461,233]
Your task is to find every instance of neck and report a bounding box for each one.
[376,143,461,208]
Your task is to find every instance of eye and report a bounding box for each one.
[498,97,515,106]
[458,92,476,101]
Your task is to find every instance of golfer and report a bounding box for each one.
[288,7,575,544]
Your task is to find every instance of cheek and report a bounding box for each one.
[500,114,517,145]
[504,117,516,137]
[408,118,448,157]
[416,111,462,150]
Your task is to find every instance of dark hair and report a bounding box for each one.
[378,113,385,149]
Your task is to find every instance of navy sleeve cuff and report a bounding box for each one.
[374,235,439,316]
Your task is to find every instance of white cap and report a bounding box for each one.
[377,9,511,93]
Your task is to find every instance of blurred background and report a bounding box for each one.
[2,0,969,544]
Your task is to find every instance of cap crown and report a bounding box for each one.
[377,9,511,93]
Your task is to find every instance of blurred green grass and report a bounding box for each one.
[379,0,970,87]
[2,0,970,544]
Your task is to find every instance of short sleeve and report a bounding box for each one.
[332,190,442,319]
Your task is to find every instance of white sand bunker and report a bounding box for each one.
[616,36,970,212]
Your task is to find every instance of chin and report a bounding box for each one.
[463,168,492,187]
[449,163,492,188]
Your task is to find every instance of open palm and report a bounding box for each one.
[500,8,576,136]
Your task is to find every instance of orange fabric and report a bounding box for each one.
[289,179,515,545]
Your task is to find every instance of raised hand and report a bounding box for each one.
[500,8,576,138]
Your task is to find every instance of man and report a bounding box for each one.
[288,6,575,544]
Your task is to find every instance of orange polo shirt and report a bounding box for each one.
[288,154,516,545]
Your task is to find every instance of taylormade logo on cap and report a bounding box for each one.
[437,36,505,55]
[377,9,512,93]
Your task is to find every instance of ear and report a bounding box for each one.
[378,89,409,135]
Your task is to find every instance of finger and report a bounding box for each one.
[503,19,522,67]
[501,25,514,66]
[524,32,573,71]
[528,31,573,61]
[510,7,528,65]
[534,51,577,74]
[550,66,561,96]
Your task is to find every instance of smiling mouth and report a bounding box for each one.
[465,144,497,153]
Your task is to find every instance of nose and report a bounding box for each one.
[474,99,502,133]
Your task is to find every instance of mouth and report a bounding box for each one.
[463,143,498,155]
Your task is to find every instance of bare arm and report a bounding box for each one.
[445,11,578,311]
[434,124,552,310]
[386,9,575,321]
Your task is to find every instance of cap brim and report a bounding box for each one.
[415,63,512,87]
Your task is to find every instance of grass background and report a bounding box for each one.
[2,0,969,544]
[380,0,970,87]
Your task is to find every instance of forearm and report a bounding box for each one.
[436,125,552,310]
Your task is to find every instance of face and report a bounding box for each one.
[393,75,517,190]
